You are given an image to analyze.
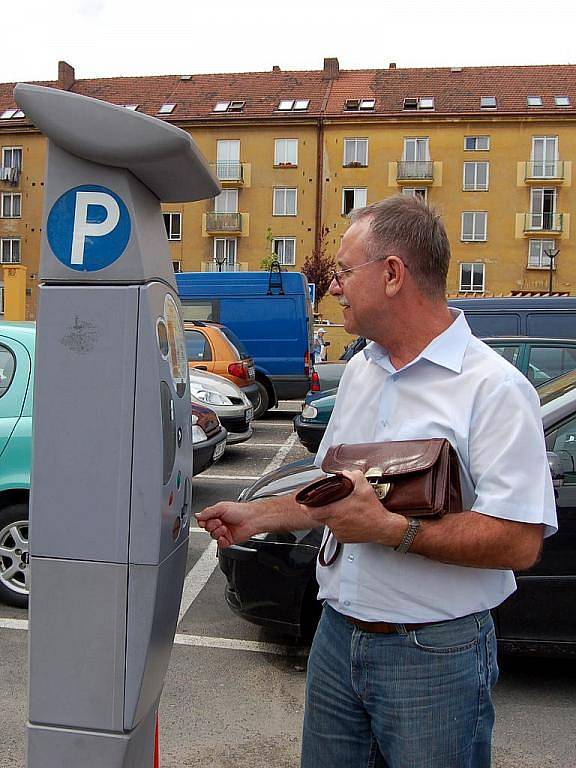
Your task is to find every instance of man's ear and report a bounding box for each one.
[383,256,405,296]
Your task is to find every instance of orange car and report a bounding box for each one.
[184,321,261,415]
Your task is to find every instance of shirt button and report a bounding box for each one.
[347,554,355,561]
[343,601,351,607]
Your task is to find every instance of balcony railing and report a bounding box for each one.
[201,261,248,272]
[396,161,434,181]
[523,212,564,232]
[206,212,242,232]
[211,162,243,182]
[0,166,20,185]
[524,161,564,181]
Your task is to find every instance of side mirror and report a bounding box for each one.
[547,451,565,488]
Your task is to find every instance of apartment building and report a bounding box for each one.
[1,58,576,321]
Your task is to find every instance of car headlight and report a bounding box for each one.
[192,425,208,443]
[301,404,318,419]
[190,387,232,406]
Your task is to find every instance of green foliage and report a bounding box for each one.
[260,227,277,270]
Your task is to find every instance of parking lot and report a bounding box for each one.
[1,404,576,767]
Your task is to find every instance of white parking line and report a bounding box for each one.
[177,539,218,625]
[0,618,27,630]
[263,432,299,474]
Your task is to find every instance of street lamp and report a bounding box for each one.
[544,248,560,294]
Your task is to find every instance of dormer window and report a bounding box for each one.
[213,101,245,112]
[527,96,543,107]
[480,96,497,109]
[278,99,310,111]
[0,109,24,119]
[158,104,176,115]
[345,98,375,111]
[555,96,570,107]
[403,98,418,110]
[418,97,434,110]
[403,98,433,111]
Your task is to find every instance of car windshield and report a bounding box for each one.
[217,326,250,359]
[538,369,576,406]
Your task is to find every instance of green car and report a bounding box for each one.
[0,321,34,607]
[293,388,337,453]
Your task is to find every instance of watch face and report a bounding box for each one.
[164,292,188,397]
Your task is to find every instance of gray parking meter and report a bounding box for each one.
[14,84,220,768]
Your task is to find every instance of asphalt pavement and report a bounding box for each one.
[1,403,576,767]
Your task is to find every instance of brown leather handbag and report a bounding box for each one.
[295,438,463,566]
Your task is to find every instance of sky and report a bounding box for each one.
[4,0,576,84]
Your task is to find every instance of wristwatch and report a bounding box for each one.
[394,518,422,554]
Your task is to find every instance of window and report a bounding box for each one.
[528,239,556,268]
[2,147,22,169]
[343,138,368,167]
[212,101,245,112]
[272,237,296,266]
[464,136,490,151]
[157,104,176,115]
[185,330,213,362]
[1,193,21,218]
[1,238,21,263]
[274,139,298,166]
[531,137,558,177]
[121,104,139,111]
[402,188,427,201]
[342,188,367,215]
[463,162,489,191]
[0,344,16,396]
[461,212,487,241]
[216,140,241,180]
[552,415,576,484]
[480,96,497,109]
[403,97,434,111]
[214,189,238,213]
[555,96,570,107]
[213,237,237,267]
[345,98,375,111]
[172,261,182,273]
[403,137,429,161]
[277,99,309,111]
[0,109,24,120]
[459,263,485,292]
[163,212,181,240]
[529,188,557,230]
[273,188,297,215]
[527,345,576,385]
[527,96,543,107]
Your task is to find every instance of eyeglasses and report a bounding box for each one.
[330,256,409,288]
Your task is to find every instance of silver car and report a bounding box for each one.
[189,369,254,445]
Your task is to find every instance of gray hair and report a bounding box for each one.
[350,195,450,301]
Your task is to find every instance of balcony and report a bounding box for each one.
[524,161,565,183]
[201,261,248,272]
[210,162,246,186]
[523,212,564,233]
[0,166,20,186]
[396,161,434,183]
[205,212,243,233]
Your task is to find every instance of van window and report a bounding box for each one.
[488,343,521,366]
[181,301,218,322]
[185,331,212,362]
[218,326,250,358]
[527,312,576,338]
[527,345,576,384]
[465,314,521,336]
[0,345,16,398]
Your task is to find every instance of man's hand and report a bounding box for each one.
[299,470,408,547]
[195,501,259,548]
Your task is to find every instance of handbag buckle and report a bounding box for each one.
[364,467,392,500]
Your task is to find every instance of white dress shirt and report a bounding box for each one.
[314,309,558,623]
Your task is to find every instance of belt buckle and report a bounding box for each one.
[364,467,392,501]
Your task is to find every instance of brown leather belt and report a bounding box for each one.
[344,615,438,633]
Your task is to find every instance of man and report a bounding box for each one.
[197,196,557,768]
[312,327,326,364]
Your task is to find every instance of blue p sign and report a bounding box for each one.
[47,185,131,272]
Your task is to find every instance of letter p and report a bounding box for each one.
[70,191,120,266]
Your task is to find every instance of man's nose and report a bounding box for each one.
[329,276,341,296]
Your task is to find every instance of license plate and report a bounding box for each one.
[213,440,226,461]
[248,366,255,379]
[246,407,254,422]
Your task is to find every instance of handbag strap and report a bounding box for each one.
[318,535,341,567]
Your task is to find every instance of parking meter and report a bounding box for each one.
[14,83,220,768]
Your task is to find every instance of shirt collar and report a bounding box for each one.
[363,308,472,374]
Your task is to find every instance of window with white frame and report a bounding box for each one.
[172,261,182,273]
[1,193,21,217]
[273,188,297,216]
[531,137,558,178]
[163,212,181,240]
[461,212,487,241]
[342,188,367,215]
[2,147,22,168]
[459,263,485,292]
[216,140,241,180]
[214,237,237,266]
[214,189,239,213]
[1,238,21,263]
[343,138,368,167]
[464,136,490,151]
[529,188,557,230]
[402,188,427,201]
[528,239,556,268]
[403,137,429,161]
[274,139,298,166]
[272,237,296,266]
[480,96,497,109]
[463,162,489,191]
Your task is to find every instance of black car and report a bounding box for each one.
[192,402,227,476]
[219,370,576,654]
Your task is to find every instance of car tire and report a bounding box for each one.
[0,503,29,609]
[253,380,270,419]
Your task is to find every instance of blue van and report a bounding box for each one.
[448,297,576,338]
[176,271,313,415]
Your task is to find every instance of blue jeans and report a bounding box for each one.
[301,604,498,768]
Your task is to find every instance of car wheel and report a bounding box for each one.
[253,380,270,419]
[0,503,29,608]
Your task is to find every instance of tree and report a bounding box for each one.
[260,227,277,271]
[301,226,335,311]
